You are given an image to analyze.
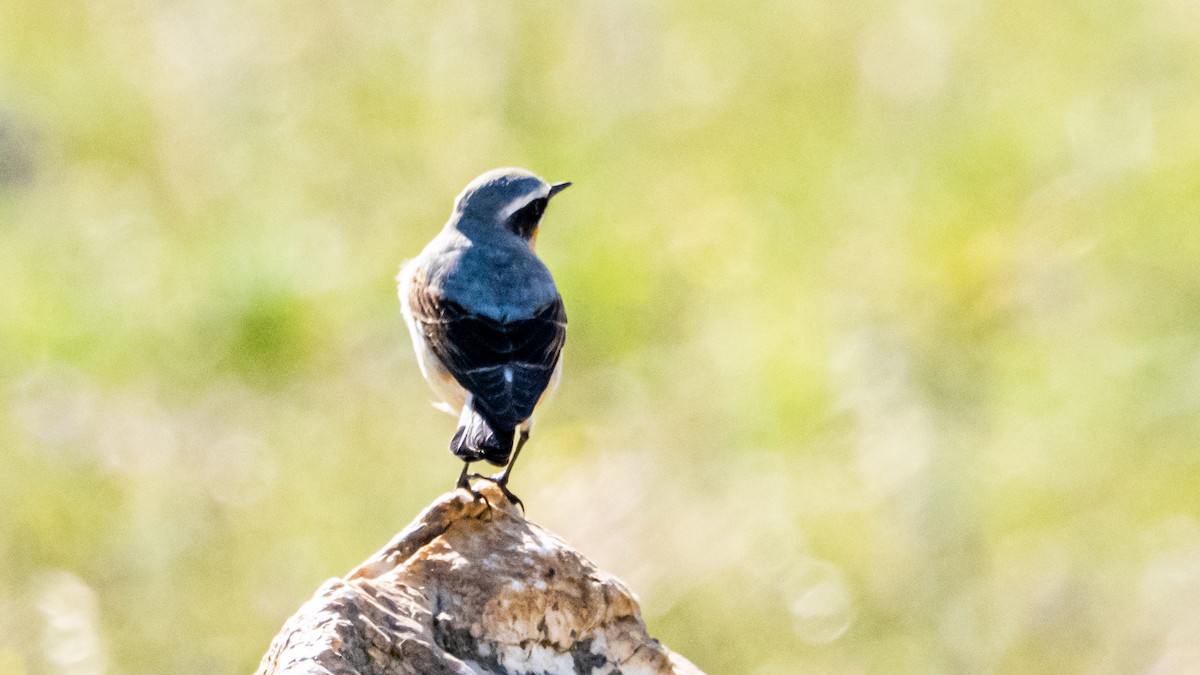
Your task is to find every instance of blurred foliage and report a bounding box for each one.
[2,0,1200,673]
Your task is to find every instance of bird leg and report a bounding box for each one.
[469,428,530,511]
[491,428,530,511]
[495,427,529,487]
[455,461,490,507]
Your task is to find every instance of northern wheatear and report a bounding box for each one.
[398,168,570,507]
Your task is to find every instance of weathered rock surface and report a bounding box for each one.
[256,483,703,675]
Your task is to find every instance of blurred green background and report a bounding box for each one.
[2,0,1200,673]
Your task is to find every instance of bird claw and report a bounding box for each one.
[467,473,524,513]
[456,473,492,508]
[497,483,524,513]
[457,484,492,509]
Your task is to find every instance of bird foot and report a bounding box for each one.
[468,473,524,513]
[455,475,492,508]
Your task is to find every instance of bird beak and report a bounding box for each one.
[548,181,572,198]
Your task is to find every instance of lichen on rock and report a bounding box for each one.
[257,483,703,675]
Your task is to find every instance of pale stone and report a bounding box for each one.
[256,483,703,675]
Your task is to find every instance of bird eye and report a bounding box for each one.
[525,198,547,220]
[509,198,548,238]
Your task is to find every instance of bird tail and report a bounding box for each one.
[449,401,514,466]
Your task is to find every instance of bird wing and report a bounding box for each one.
[408,276,566,431]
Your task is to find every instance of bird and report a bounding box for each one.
[398,168,570,508]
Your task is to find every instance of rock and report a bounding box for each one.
[256,483,704,675]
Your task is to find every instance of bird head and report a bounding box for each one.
[453,168,571,245]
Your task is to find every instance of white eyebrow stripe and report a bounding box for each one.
[497,184,551,221]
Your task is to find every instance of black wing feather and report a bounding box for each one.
[411,283,566,431]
